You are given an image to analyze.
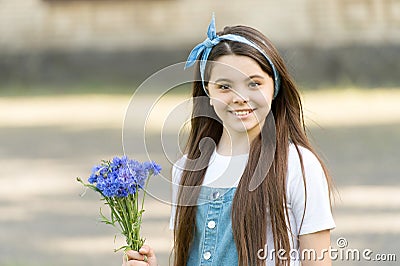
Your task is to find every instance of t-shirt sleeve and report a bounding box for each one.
[288,147,336,235]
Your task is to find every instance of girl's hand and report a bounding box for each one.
[122,245,158,266]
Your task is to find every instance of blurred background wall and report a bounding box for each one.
[1,0,399,89]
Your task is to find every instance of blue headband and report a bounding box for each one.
[185,15,280,99]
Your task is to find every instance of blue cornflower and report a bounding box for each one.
[86,156,161,197]
[115,184,129,197]
[112,156,122,166]
[88,165,101,184]
[144,161,162,175]
[98,166,108,177]
[127,183,137,195]
[79,155,162,251]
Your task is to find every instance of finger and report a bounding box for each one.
[121,252,135,265]
[124,260,148,266]
[125,250,147,261]
[139,245,156,257]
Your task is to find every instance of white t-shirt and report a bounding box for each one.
[170,143,335,264]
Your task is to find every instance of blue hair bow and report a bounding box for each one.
[185,15,280,99]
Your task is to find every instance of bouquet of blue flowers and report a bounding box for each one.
[77,156,161,252]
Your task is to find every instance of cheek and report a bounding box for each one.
[209,98,230,122]
[209,92,231,107]
[261,97,273,109]
[212,100,228,115]
[253,90,273,108]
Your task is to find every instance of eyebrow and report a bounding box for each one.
[213,78,232,84]
[247,75,265,80]
[213,75,265,84]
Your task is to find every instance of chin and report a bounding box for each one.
[232,123,260,134]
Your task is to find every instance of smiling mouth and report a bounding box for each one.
[231,109,254,117]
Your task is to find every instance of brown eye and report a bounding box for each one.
[218,84,231,90]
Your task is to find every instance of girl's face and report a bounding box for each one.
[207,54,274,139]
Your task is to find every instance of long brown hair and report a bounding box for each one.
[173,25,333,266]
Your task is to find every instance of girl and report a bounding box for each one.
[124,16,335,266]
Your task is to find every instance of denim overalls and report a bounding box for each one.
[187,186,238,266]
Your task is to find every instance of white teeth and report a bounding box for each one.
[234,110,251,116]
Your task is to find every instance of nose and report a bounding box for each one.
[232,88,249,104]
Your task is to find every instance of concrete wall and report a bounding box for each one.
[1,0,400,52]
[0,0,399,87]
